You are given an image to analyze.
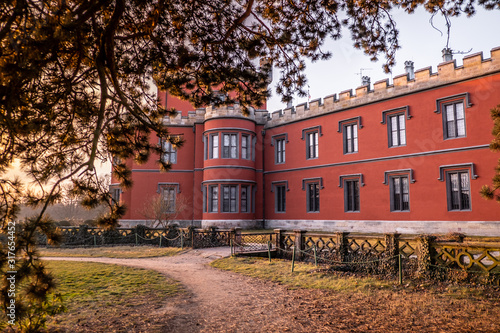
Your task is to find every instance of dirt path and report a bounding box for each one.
[46,248,321,332]
[46,248,500,333]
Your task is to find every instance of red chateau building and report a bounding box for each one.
[112,47,500,236]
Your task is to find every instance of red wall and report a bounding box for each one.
[264,73,500,222]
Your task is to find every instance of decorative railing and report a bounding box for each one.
[38,225,232,249]
[39,225,500,284]
[256,229,500,284]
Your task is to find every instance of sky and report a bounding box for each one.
[266,7,500,113]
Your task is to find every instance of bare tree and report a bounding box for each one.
[140,193,187,228]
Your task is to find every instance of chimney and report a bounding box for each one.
[404,61,415,80]
[361,76,370,87]
[442,48,453,62]
[286,100,293,109]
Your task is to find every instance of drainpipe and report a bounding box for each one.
[192,125,196,227]
[261,129,266,229]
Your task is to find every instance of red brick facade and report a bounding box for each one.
[113,48,500,236]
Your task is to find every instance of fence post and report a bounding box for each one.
[416,235,436,278]
[336,232,349,263]
[268,241,272,262]
[294,230,306,260]
[274,229,282,257]
[234,227,242,247]
[385,233,400,275]
[191,227,196,249]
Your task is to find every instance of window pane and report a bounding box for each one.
[346,180,359,211]
[314,132,319,157]
[230,186,237,212]
[210,186,218,212]
[212,135,219,159]
[399,115,406,145]
[447,120,456,138]
[222,186,229,212]
[449,173,460,210]
[446,105,455,121]
[460,172,470,209]
[241,187,247,212]
[457,119,466,137]
[456,103,465,119]
[399,115,405,130]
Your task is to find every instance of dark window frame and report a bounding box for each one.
[389,175,410,212]
[387,113,407,147]
[209,133,219,159]
[208,185,218,213]
[443,100,466,139]
[222,133,238,159]
[301,126,322,160]
[241,134,251,160]
[433,92,472,140]
[339,174,363,213]
[302,178,323,213]
[446,170,472,211]
[271,181,289,213]
[307,132,319,159]
[160,138,178,164]
[221,184,238,213]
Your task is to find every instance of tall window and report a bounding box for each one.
[307,183,320,212]
[275,185,286,213]
[209,134,219,159]
[208,185,218,213]
[306,132,319,159]
[161,140,177,164]
[275,138,286,164]
[391,176,409,211]
[110,186,121,205]
[345,180,359,212]
[162,187,176,213]
[444,101,466,139]
[344,124,358,154]
[222,185,238,212]
[241,135,250,160]
[241,186,249,213]
[222,133,238,159]
[389,114,406,147]
[447,171,471,210]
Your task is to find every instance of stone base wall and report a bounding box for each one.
[118,219,202,228]
[200,219,264,229]
[264,220,500,237]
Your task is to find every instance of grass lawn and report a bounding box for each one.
[44,260,182,332]
[39,245,184,258]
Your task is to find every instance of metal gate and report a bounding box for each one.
[232,232,276,255]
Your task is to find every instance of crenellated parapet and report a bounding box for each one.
[162,104,269,126]
[266,47,500,127]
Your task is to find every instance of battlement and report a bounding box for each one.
[266,46,500,127]
[162,104,269,126]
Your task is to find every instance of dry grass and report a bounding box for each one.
[211,256,500,332]
[44,260,182,332]
[39,245,184,258]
